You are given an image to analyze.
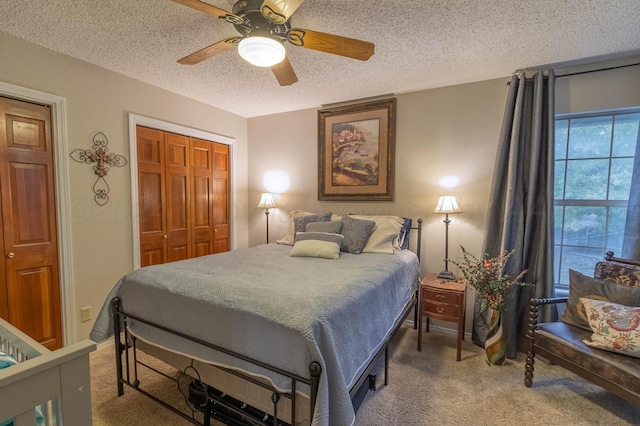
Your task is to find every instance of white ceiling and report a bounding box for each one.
[1,0,639,118]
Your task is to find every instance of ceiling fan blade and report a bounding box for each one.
[260,0,304,24]
[178,37,241,65]
[172,0,244,25]
[271,56,298,86]
[287,28,374,61]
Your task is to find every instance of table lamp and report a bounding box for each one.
[433,195,462,280]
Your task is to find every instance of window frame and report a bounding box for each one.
[554,107,640,295]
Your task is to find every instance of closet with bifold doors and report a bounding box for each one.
[136,125,230,267]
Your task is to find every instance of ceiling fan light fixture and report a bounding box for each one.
[238,36,286,67]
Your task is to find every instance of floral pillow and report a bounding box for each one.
[580,297,640,358]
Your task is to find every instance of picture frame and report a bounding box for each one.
[318,98,396,201]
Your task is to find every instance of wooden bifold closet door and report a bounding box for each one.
[136,126,229,267]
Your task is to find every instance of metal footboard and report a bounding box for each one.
[111,297,320,425]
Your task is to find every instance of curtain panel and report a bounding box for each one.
[473,70,556,358]
[622,129,640,259]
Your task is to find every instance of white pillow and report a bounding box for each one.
[580,297,640,358]
[289,231,343,259]
[349,215,404,254]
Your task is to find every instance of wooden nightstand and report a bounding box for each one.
[417,273,466,361]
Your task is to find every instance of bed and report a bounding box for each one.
[91,213,422,426]
[0,317,95,426]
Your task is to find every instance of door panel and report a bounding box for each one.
[0,97,61,350]
[6,266,56,346]
[191,138,214,257]
[213,144,230,253]
[165,133,190,262]
[137,126,167,267]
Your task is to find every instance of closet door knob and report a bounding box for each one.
[7,252,15,259]
[163,235,168,240]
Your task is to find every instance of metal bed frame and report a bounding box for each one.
[111,218,423,425]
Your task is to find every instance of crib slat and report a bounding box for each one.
[59,352,94,425]
[0,365,59,420]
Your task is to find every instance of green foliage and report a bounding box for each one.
[453,246,531,313]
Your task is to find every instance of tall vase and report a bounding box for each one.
[484,308,506,365]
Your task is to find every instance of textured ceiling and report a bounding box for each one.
[1,0,640,118]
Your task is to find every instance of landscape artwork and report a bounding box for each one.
[331,119,380,187]
[318,98,396,201]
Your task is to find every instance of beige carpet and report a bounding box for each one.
[90,325,639,425]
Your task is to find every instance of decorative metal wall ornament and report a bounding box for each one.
[70,132,128,206]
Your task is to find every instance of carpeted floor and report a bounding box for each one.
[90,324,639,425]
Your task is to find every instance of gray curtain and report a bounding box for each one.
[472,70,556,358]
[622,129,640,259]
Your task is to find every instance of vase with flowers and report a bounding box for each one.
[453,246,530,365]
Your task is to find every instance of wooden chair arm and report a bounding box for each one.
[526,296,569,343]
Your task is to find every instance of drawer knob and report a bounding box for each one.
[436,294,446,300]
[436,307,445,313]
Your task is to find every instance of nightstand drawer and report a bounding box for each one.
[422,289,461,305]
[424,301,460,318]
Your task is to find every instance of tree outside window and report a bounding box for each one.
[554,109,640,293]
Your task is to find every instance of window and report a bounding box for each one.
[554,108,640,295]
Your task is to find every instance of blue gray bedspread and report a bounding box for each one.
[91,244,419,426]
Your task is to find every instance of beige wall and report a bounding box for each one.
[248,78,510,276]
[0,32,249,342]
[556,56,640,114]
[248,78,511,336]
[247,57,640,336]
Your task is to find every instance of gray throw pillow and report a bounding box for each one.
[306,220,343,234]
[560,269,640,331]
[340,214,375,254]
[293,213,332,235]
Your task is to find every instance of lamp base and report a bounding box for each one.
[437,270,456,280]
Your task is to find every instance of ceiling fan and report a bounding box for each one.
[172,0,375,86]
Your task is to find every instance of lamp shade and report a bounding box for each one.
[238,36,285,67]
[257,193,276,209]
[433,195,462,214]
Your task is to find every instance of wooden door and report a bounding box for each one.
[0,96,62,350]
[136,127,230,266]
[190,138,214,257]
[212,143,230,253]
[166,133,191,262]
[137,126,167,267]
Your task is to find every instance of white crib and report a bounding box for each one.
[0,318,95,426]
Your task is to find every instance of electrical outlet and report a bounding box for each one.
[81,306,92,322]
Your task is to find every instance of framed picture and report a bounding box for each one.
[318,98,396,201]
